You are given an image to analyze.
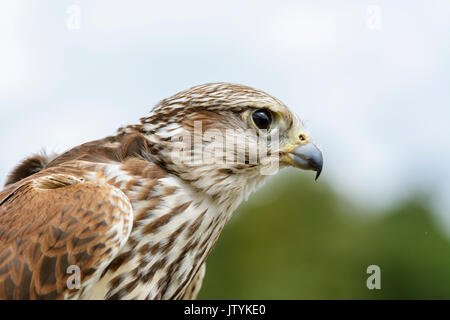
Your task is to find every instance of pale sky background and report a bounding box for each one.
[1,1,449,226]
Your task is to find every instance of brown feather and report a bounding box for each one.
[0,171,133,299]
[5,153,55,187]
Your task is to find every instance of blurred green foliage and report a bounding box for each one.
[198,169,450,299]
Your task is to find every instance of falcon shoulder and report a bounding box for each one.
[0,170,133,299]
[4,152,57,187]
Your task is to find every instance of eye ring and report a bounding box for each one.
[251,109,272,130]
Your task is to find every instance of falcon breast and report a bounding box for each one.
[0,82,323,299]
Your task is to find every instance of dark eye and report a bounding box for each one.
[252,109,272,130]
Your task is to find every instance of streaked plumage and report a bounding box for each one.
[0,83,323,299]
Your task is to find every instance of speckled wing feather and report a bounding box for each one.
[181,263,205,300]
[0,172,133,299]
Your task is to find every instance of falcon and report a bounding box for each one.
[0,83,323,299]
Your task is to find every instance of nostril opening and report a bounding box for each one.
[299,134,306,141]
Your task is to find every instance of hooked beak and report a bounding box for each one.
[289,142,323,180]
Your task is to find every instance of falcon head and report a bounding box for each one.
[128,83,323,203]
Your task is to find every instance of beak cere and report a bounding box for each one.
[290,143,323,180]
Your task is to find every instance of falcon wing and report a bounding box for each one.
[0,172,133,299]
